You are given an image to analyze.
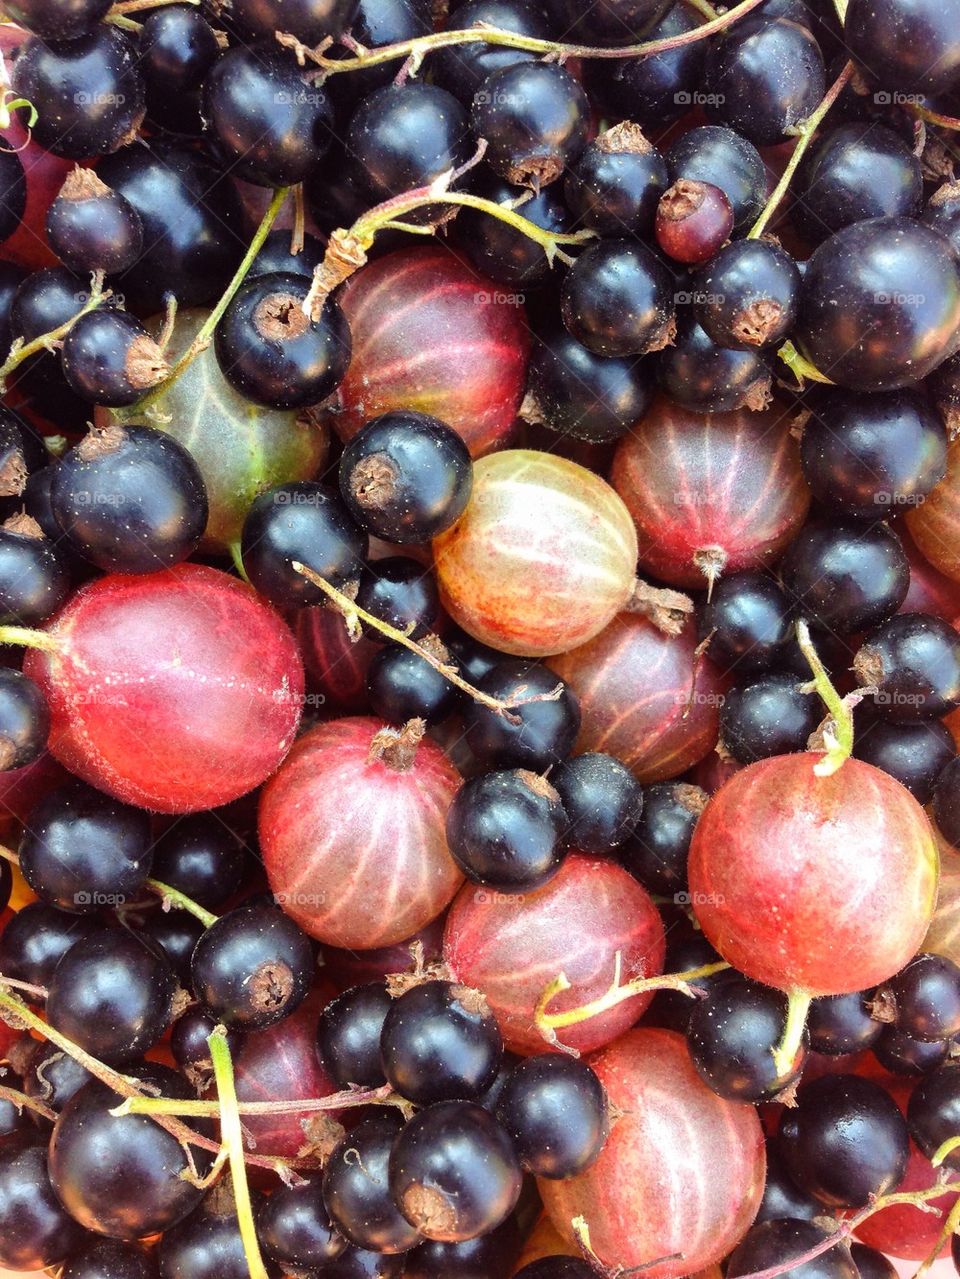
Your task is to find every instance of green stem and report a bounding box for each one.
[796,617,855,775]
[0,1083,56,1123]
[229,542,251,584]
[771,988,812,1077]
[932,1134,960,1167]
[114,1082,402,1119]
[0,274,110,393]
[144,879,218,929]
[285,0,770,76]
[132,186,291,417]
[208,1027,269,1279]
[748,60,855,240]
[911,103,960,132]
[0,626,61,654]
[776,339,834,387]
[915,1194,960,1278]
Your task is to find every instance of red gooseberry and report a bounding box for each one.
[539,1028,766,1277]
[259,717,463,950]
[16,563,304,813]
[433,449,642,658]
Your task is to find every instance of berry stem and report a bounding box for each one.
[0,1083,56,1124]
[0,626,62,654]
[115,1082,406,1119]
[144,878,218,929]
[281,0,769,77]
[915,1194,960,1278]
[770,987,812,1077]
[207,1026,269,1279]
[134,185,292,417]
[796,616,855,775]
[911,103,960,131]
[933,1134,960,1167]
[776,339,834,387]
[534,953,730,1054]
[292,561,564,722]
[111,0,199,11]
[747,60,855,240]
[0,272,110,394]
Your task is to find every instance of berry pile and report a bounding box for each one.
[1,0,960,1276]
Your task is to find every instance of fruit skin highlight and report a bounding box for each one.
[687,753,939,995]
[540,1028,766,1278]
[23,563,304,813]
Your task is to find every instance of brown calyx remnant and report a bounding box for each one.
[517,769,560,804]
[626,579,694,637]
[658,178,706,222]
[59,165,112,202]
[928,179,960,208]
[419,633,451,664]
[5,1036,36,1078]
[298,1114,347,1163]
[743,374,773,413]
[386,940,456,998]
[349,452,399,510]
[403,1184,457,1235]
[126,335,170,391]
[518,389,545,427]
[451,984,490,1018]
[942,404,960,441]
[595,121,654,156]
[368,718,427,772]
[647,313,677,353]
[76,421,127,463]
[867,986,898,1024]
[3,513,44,540]
[508,155,563,189]
[0,449,27,499]
[251,961,295,1012]
[255,292,312,343]
[853,645,885,689]
[676,783,709,818]
[732,298,784,347]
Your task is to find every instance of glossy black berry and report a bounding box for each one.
[60,311,168,408]
[403,1216,522,1279]
[644,912,724,1031]
[564,124,668,237]
[61,1238,158,1279]
[465,661,579,771]
[19,779,152,915]
[780,521,909,636]
[472,62,590,188]
[257,1175,347,1271]
[191,904,313,1030]
[150,814,246,911]
[203,45,334,188]
[139,907,205,986]
[525,327,654,444]
[50,422,207,572]
[98,141,245,314]
[802,386,948,518]
[326,0,433,110]
[46,168,143,276]
[907,1063,960,1170]
[230,0,359,44]
[855,613,960,721]
[754,1146,827,1224]
[666,125,767,234]
[880,953,960,1042]
[808,991,882,1056]
[455,172,573,287]
[140,5,221,136]
[317,982,392,1089]
[777,1073,910,1208]
[0,901,98,996]
[0,1140,85,1270]
[562,238,675,358]
[12,267,86,344]
[12,28,146,159]
[705,16,826,146]
[444,629,506,687]
[0,1095,34,1148]
[701,571,794,673]
[47,928,177,1065]
[323,1112,422,1253]
[3,0,112,39]
[339,411,472,544]
[935,755,960,846]
[792,123,923,245]
[544,0,671,43]
[0,668,48,771]
[50,1065,208,1238]
[0,515,70,625]
[874,1025,950,1076]
[0,150,26,248]
[850,1243,898,1279]
[388,1100,522,1241]
[719,670,820,764]
[619,781,706,896]
[551,752,643,855]
[434,0,552,106]
[250,229,326,282]
[355,558,440,641]
[694,239,801,351]
[796,218,960,392]
[844,0,960,93]
[445,768,568,892]
[349,82,471,214]
[727,1218,858,1279]
[688,976,807,1102]
[367,642,460,726]
[380,979,503,1105]
[215,271,351,411]
[658,316,772,414]
[854,715,955,803]
[157,1185,266,1279]
[496,1053,607,1177]
[170,1007,244,1090]
[240,481,367,609]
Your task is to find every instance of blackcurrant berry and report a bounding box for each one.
[551,752,643,855]
[874,1024,950,1076]
[659,315,772,414]
[515,1262,596,1279]
[780,520,909,636]
[157,1185,267,1279]
[455,171,573,287]
[150,814,247,911]
[46,167,143,277]
[545,0,671,43]
[60,311,168,408]
[619,781,706,896]
[934,755,960,847]
[496,1053,608,1177]
[694,239,801,351]
[564,123,667,238]
[140,4,221,136]
[0,1141,85,1269]
[22,1041,95,1118]
[257,1174,347,1270]
[465,660,579,771]
[844,0,960,94]
[700,571,794,673]
[808,991,882,1056]
[907,1063,960,1170]
[688,976,807,1102]
[170,1007,244,1091]
[0,514,71,625]
[317,982,392,1089]
[854,716,955,803]
[250,229,326,282]
[561,238,675,358]
[339,410,472,544]
[880,953,960,1042]
[61,1237,157,1279]
[0,901,98,996]
[3,0,112,40]
[665,124,767,234]
[854,613,960,721]
[0,150,26,248]
[472,62,590,188]
[140,907,206,986]
[754,1146,826,1224]
[230,0,359,44]
[355,557,440,641]
[367,642,460,726]
[728,1218,857,1279]
[323,1112,423,1253]
[719,670,820,764]
[655,179,733,266]
[434,0,552,106]
[403,1216,522,1279]
[0,668,48,771]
